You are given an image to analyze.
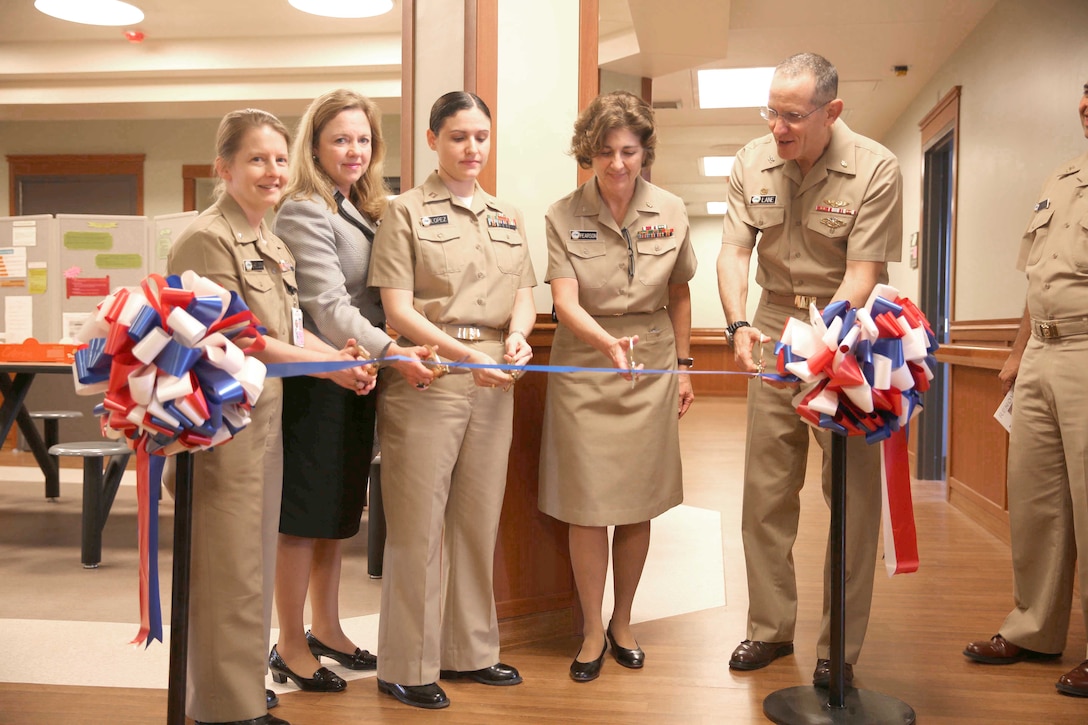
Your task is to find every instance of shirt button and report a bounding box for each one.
[794,252,801,258]
[794,221,801,226]
[654,244,661,251]
[476,244,482,251]
[1065,223,1071,229]
[1045,283,1051,290]
[477,298,485,305]
[437,232,444,239]
[1053,253,1059,259]
[618,262,626,270]
[583,248,589,254]
[477,272,485,279]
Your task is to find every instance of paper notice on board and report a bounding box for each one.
[0,247,28,278]
[12,221,36,247]
[994,385,1014,433]
[62,312,91,343]
[27,263,47,294]
[4,295,33,343]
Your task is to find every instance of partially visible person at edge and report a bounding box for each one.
[716,52,903,687]
[963,79,1088,699]
[267,89,431,695]
[166,108,374,725]
[538,90,696,684]
[366,90,536,709]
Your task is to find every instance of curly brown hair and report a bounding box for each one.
[570,90,656,169]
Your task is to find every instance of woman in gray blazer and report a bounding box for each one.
[268,89,432,692]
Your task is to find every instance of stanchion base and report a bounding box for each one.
[763,686,915,725]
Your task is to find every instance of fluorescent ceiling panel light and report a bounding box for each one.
[706,202,729,215]
[35,0,144,26]
[702,156,735,177]
[698,67,775,109]
[288,0,393,18]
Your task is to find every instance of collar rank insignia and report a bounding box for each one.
[570,230,598,240]
[820,217,848,230]
[486,214,517,230]
[1034,198,1050,212]
[635,224,674,240]
[419,214,449,227]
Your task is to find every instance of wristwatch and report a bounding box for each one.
[677,357,694,368]
[726,320,750,345]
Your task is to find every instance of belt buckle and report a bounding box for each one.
[794,295,817,309]
[458,326,481,341]
[1038,321,1056,339]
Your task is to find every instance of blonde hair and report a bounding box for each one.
[570,90,656,169]
[282,89,390,221]
[213,108,290,199]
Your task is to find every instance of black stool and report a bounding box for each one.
[49,440,132,568]
[29,410,83,499]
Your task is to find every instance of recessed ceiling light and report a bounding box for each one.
[698,67,775,109]
[702,156,735,177]
[34,0,144,26]
[288,0,394,18]
[706,202,729,215]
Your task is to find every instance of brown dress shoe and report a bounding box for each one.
[813,658,854,687]
[963,634,1061,664]
[728,639,794,671]
[1057,660,1088,697]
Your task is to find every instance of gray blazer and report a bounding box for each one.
[273,194,392,357]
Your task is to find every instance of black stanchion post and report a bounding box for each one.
[167,451,194,725]
[762,433,915,724]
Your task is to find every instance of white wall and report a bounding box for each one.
[881,0,1088,320]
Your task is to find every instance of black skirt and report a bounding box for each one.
[280,375,376,539]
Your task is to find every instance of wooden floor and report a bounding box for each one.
[1,397,1085,724]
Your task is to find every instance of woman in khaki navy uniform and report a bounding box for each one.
[367,91,536,710]
[168,109,372,725]
[539,91,696,683]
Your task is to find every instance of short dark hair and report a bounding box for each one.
[570,90,656,169]
[428,91,492,135]
[776,52,839,106]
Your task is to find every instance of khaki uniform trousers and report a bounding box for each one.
[742,302,882,663]
[1000,334,1088,658]
[185,381,283,723]
[376,340,513,685]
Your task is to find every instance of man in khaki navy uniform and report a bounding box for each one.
[964,81,1088,698]
[368,169,536,707]
[716,52,902,687]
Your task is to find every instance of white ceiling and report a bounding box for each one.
[0,0,998,216]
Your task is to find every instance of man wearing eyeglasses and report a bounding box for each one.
[963,80,1088,698]
[716,52,903,686]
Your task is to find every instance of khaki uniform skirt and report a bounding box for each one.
[539,308,683,526]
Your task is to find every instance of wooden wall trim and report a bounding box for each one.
[400,0,415,190]
[949,317,1018,345]
[936,343,1009,370]
[576,0,598,187]
[7,153,146,216]
[918,85,961,323]
[181,164,213,212]
[464,0,498,195]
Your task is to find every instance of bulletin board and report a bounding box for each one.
[149,211,199,276]
[0,215,60,343]
[56,214,149,341]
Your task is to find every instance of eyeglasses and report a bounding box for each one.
[622,228,634,280]
[759,100,830,126]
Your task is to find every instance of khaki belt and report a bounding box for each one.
[763,290,834,310]
[1031,316,1088,340]
[438,323,505,342]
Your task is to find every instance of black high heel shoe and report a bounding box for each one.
[569,640,608,682]
[606,623,645,669]
[306,630,377,670]
[268,645,347,692]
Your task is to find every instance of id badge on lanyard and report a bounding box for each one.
[292,306,305,347]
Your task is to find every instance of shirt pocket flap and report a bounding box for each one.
[566,240,606,259]
[746,206,784,230]
[487,228,522,246]
[1027,206,1055,233]
[242,271,273,292]
[635,237,677,256]
[417,226,461,243]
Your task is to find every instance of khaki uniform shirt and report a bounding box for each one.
[1017,150,1088,320]
[545,176,696,314]
[169,193,299,342]
[368,171,536,330]
[721,121,902,297]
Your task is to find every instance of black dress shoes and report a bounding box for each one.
[196,715,289,725]
[268,645,347,692]
[570,641,608,683]
[440,662,523,685]
[606,624,645,669]
[266,689,278,709]
[306,630,378,670]
[728,639,794,671]
[376,679,450,709]
[812,658,854,688]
